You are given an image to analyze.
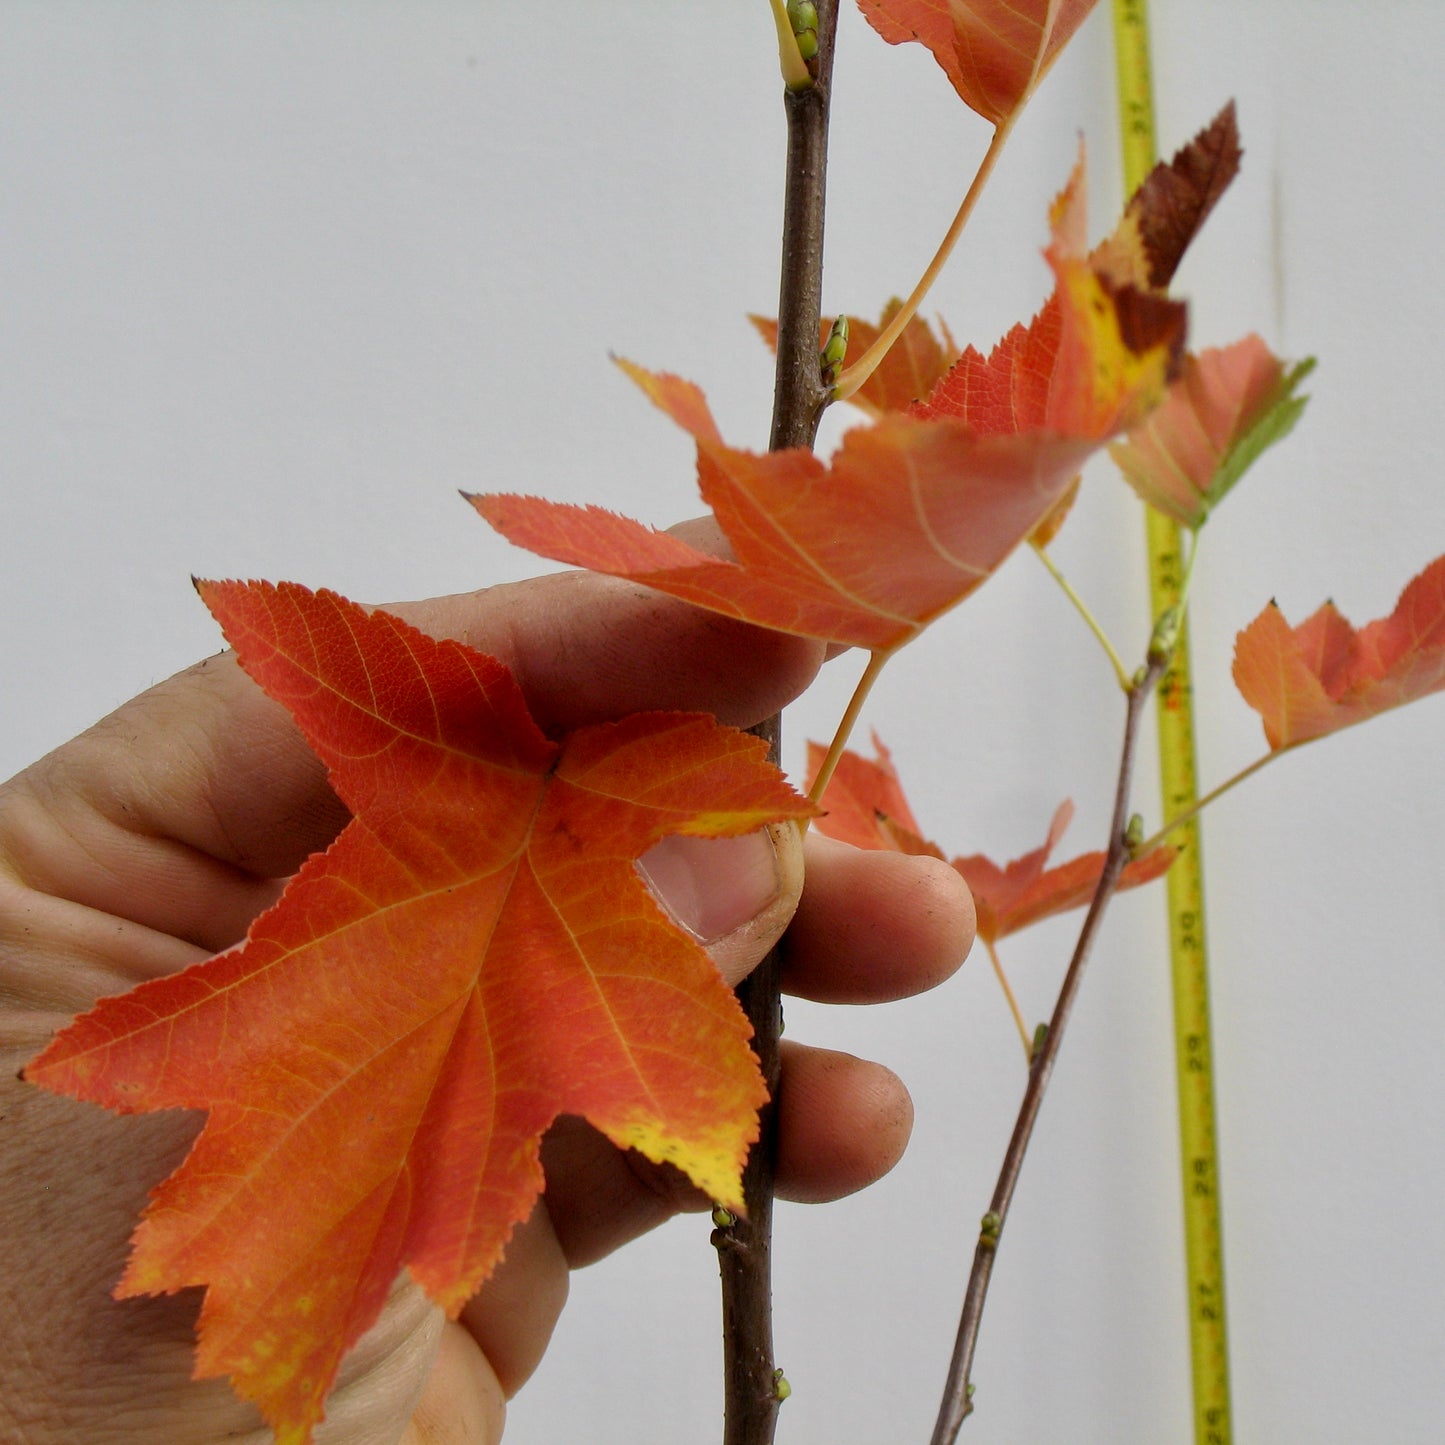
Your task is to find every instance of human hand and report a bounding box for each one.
[0,566,973,1443]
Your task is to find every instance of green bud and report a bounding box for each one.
[771,0,815,89]
[787,2,819,61]
[821,314,850,385]
[1148,605,1182,666]
[1030,1022,1049,1063]
[773,1367,793,1401]
[979,1211,1001,1246]
[1125,813,1145,851]
[711,1204,736,1229]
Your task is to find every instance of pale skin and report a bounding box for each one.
[0,562,975,1443]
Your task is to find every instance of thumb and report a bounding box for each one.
[635,823,804,986]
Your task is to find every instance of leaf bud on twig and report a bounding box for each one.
[821,314,850,387]
[1030,1022,1049,1064]
[1148,604,1182,667]
[787,1,819,61]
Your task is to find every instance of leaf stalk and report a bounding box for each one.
[833,120,1014,402]
[1030,541,1133,691]
[806,649,891,806]
[983,937,1033,1062]
[1133,748,1276,857]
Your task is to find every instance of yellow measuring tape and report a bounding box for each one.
[1110,4,1232,1442]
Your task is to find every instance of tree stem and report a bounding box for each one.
[716,7,838,1443]
[928,651,1168,1443]
[767,23,838,453]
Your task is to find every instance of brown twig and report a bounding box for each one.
[765,8,838,454]
[929,650,1170,1443]
[714,6,838,1444]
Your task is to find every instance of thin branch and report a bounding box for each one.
[929,650,1169,1443]
[715,6,839,1444]
[766,11,838,454]
[833,119,1014,402]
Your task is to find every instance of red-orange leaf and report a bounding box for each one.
[1109,336,1313,528]
[1232,555,1445,750]
[475,157,1183,654]
[25,581,813,1443]
[859,0,1099,128]
[808,738,1174,943]
[476,401,1100,652]
[804,734,935,853]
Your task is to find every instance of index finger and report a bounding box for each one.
[255,569,821,874]
[12,568,823,927]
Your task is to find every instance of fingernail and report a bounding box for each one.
[636,830,783,943]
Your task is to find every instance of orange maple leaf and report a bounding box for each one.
[1232,555,1445,750]
[807,737,1174,943]
[473,153,1183,654]
[24,581,814,1443]
[858,0,1099,128]
[748,115,1236,554]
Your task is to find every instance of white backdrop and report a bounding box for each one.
[4,4,1443,1442]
